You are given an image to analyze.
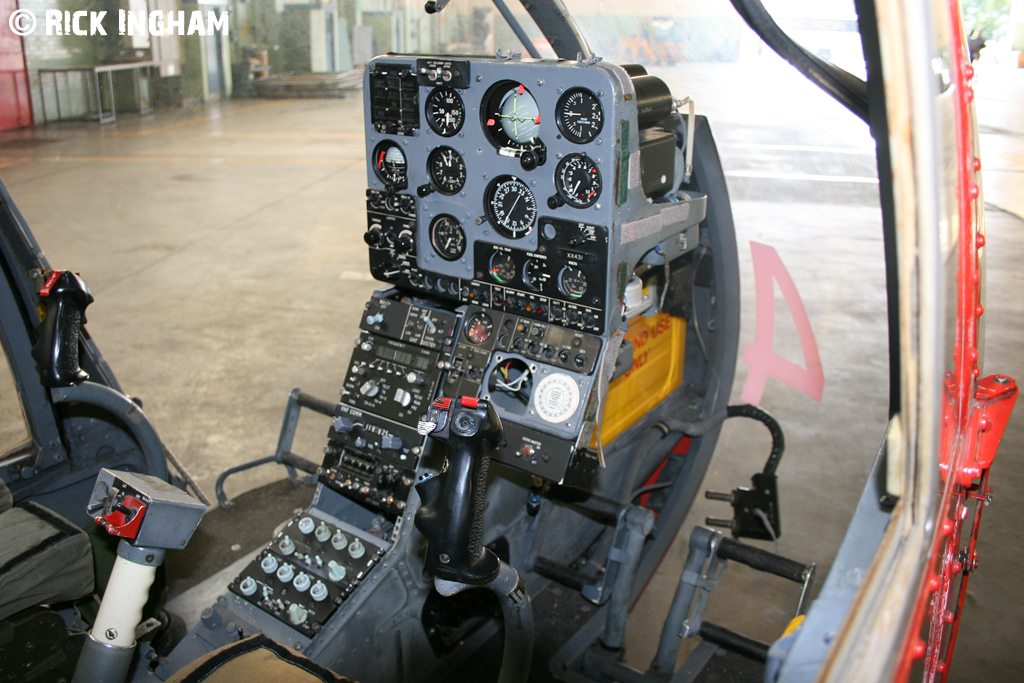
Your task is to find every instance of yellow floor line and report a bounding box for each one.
[117,100,297,137]
[196,131,363,138]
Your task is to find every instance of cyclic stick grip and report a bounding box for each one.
[415,396,502,584]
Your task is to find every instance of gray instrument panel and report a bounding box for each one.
[364,57,624,335]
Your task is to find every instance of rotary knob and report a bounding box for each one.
[359,380,380,397]
[395,232,415,254]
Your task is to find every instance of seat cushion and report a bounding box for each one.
[0,501,94,621]
[0,478,11,513]
[165,634,354,683]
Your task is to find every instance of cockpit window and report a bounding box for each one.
[0,332,31,461]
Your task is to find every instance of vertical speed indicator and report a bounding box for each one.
[556,88,603,144]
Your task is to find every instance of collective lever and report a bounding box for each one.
[31,270,94,387]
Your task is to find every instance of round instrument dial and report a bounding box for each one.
[484,82,540,147]
[558,266,588,299]
[489,252,516,284]
[555,154,602,208]
[556,88,604,144]
[425,87,465,137]
[464,312,494,344]
[533,373,581,424]
[372,141,407,188]
[429,214,466,261]
[522,258,547,291]
[485,175,537,239]
[428,146,467,195]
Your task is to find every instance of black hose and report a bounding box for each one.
[725,404,785,476]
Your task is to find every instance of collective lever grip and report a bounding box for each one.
[31,271,94,387]
[414,396,502,584]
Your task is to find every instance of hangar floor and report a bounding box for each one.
[0,58,1021,682]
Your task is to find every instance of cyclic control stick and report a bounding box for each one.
[415,396,534,683]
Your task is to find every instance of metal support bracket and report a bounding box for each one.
[215,388,335,508]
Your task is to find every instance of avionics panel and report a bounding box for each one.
[319,293,458,512]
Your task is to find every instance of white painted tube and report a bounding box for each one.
[90,555,158,648]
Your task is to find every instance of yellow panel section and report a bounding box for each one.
[591,312,687,448]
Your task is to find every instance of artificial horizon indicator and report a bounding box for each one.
[484,81,541,147]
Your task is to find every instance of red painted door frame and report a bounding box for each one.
[0,0,33,130]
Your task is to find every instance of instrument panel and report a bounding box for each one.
[363,58,624,335]
[360,55,704,485]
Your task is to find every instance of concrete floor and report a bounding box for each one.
[0,55,1021,681]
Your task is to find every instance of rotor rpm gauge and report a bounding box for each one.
[429,214,466,261]
[555,154,602,208]
[556,88,604,144]
[533,373,581,424]
[425,87,465,137]
[372,141,407,189]
[464,312,494,344]
[489,252,516,284]
[428,146,467,195]
[485,175,537,239]
[558,266,588,299]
